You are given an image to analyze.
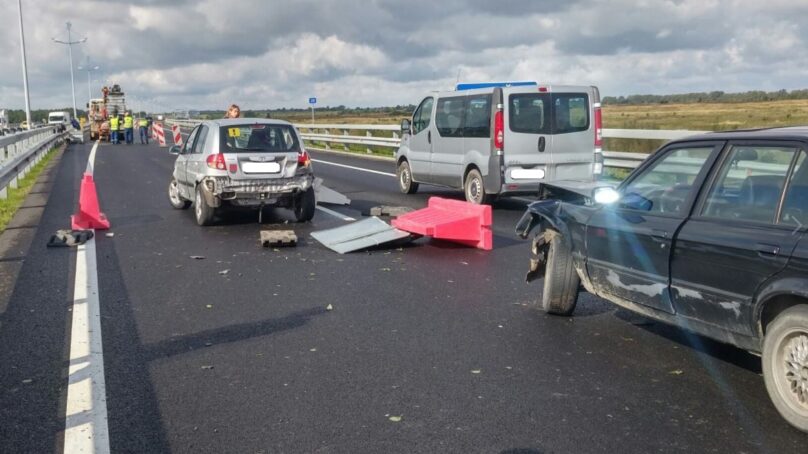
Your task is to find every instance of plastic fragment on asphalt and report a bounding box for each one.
[388,416,402,422]
[326,304,333,311]
[313,177,350,205]
[47,229,94,247]
[260,230,298,248]
[190,255,206,260]
[369,206,414,218]
[392,197,493,250]
[310,217,412,254]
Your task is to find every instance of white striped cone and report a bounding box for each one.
[171,125,183,147]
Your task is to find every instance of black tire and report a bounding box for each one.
[397,160,419,194]
[762,305,808,432]
[168,178,191,210]
[294,187,316,222]
[464,168,493,205]
[540,233,580,315]
[194,185,216,226]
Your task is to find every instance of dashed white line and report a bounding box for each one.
[311,159,396,178]
[316,205,356,221]
[64,140,110,454]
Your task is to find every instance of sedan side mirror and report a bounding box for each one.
[169,145,182,155]
[592,186,620,204]
[400,119,411,135]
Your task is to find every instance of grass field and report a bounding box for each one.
[270,99,808,156]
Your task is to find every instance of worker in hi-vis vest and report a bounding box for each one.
[109,115,120,144]
[138,117,150,145]
[123,112,134,145]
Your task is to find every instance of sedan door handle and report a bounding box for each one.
[651,229,669,241]
[756,243,780,256]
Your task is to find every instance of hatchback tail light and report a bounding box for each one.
[494,110,504,150]
[298,150,311,167]
[206,153,226,170]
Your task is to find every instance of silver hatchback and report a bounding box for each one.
[167,118,315,226]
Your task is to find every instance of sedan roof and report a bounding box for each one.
[681,126,808,143]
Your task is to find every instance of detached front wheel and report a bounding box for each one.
[540,233,580,315]
[763,305,808,432]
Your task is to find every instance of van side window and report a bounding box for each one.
[553,94,589,134]
[509,94,550,134]
[464,95,492,138]
[436,97,465,138]
[412,97,433,135]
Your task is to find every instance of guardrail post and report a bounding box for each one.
[366,131,372,154]
[342,130,349,151]
[323,129,330,150]
[0,186,7,199]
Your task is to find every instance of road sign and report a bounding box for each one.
[309,97,317,105]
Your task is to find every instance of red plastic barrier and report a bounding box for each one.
[171,124,183,146]
[392,197,492,250]
[153,122,166,147]
[71,173,110,230]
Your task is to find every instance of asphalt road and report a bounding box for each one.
[1,139,807,453]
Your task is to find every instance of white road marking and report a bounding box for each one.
[311,159,396,178]
[64,140,110,454]
[316,205,356,221]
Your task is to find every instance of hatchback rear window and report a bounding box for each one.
[219,124,300,153]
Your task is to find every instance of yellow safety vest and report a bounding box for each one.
[138,119,148,127]
[124,116,134,129]
[109,117,120,130]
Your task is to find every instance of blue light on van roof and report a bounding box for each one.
[456,81,538,91]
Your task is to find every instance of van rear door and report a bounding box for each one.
[503,89,552,186]
[549,90,595,180]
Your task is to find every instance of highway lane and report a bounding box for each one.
[2,139,807,452]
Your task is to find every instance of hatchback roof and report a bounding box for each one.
[207,118,293,127]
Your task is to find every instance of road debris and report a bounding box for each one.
[369,206,414,218]
[190,255,206,260]
[218,269,230,275]
[669,369,684,375]
[261,230,297,248]
[311,217,412,254]
[471,369,481,374]
[47,230,93,247]
[105,232,115,238]
[201,365,214,370]
[313,177,351,205]
[326,304,333,311]
[388,415,402,422]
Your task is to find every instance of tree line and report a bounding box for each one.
[603,89,808,105]
[3,108,87,124]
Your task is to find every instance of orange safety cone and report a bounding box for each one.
[71,173,110,230]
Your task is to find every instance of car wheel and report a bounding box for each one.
[540,233,580,315]
[194,185,216,226]
[168,178,191,210]
[762,305,808,432]
[397,160,419,194]
[464,169,492,205]
[294,187,316,222]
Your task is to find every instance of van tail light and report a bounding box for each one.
[206,153,226,170]
[594,104,603,148]
[298,150,311,167]
[494,110,504,150]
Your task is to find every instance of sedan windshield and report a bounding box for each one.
[220,124,300,153]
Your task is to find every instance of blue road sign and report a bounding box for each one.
[309,97,317,105]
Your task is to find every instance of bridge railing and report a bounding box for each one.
[165,119,709,170]
[0,126,65,199]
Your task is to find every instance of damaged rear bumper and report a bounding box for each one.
[199,175,313,208]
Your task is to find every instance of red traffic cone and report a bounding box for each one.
[71,173,110,230]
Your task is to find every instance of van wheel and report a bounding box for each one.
[169,178,191,209]
[464,169,492,204]
[194,185,216,226]
[762,305,808,432]
[540,233,580,315]
[294,187,316,222]
[397,160,418,194]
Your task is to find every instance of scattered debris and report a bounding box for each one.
[22,379,33,384]
[205,304,213,309]
[369,206,414,218]
[190,255,206,260]
[218,269,230,275]
[261,230,298,248]
[669,369,684,375]
[201,365,214,370]
[471,370,481,374]
[326,304,333,311]
[313,177,351,205]
[105,232,115,238]
[311,217,412,254]
[388,415,402,422]
[47,230,93,247]
[309,348,317,352]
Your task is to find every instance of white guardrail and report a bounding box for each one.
[165,119,710,170]
[0,126,66,199]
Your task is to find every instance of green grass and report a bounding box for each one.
[0,147,59,232]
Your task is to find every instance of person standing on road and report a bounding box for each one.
[109,115,120,144]
[138,117,150,144]
[224,104,241,119]
[123,112,134,144]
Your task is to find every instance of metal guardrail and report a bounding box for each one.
[0,126,65,199]
[165,119,710,170]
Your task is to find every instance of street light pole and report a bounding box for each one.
[52,22,86,120]
[77,56,100,105]
[16,0,32,130]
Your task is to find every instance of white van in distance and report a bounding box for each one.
[395,82,602,204]
[48,111,71,131]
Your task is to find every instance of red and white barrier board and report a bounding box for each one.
[153,123,167,147]
[171,124,183,147]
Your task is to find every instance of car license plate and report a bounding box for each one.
[242,162,281,174]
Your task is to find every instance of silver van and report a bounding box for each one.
[395,82,602,204]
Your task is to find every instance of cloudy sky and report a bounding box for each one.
[2,0,808,112]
